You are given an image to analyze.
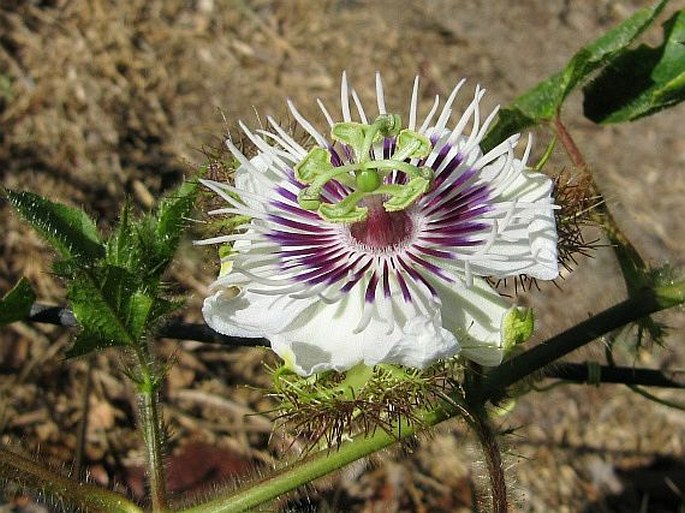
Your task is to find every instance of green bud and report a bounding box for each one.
[502,306,535,353]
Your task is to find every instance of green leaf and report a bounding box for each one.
[66,266,137,356]
[149,179,199,275]
[105,180,199,283]
[65,262,182,357]
[482,0,669,149]
[0,278,36,326]
[66,264,161,356]
[107,200,139,270]
[5,190,105,264]
[583,10,685,123]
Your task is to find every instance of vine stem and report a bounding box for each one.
[477,280,685,403]
[468,408,507,513]
[134,345,169,513]
[0,446,143,513]
[178,406,454,513]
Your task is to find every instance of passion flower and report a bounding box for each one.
[198,73,558,376]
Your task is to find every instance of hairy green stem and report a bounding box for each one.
[0,446,142,513]
[135,345,169,513]
[178,406,454,513]
[467,408,508,513]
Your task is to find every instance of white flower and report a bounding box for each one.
[198,73,558,376]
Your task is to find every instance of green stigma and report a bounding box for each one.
[293,114,434,223]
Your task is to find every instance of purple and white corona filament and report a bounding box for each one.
[198,73,559,376]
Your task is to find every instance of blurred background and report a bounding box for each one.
[1,1,684,511]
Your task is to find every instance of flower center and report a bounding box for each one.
[293,114,435,224]
[349,198,413,249]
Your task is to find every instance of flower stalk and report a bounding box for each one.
[553,114,649,293]
[467,407,508,513]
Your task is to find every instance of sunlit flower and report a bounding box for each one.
[198,73,558,376]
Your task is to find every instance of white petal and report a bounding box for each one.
[233,154,280,202]
[202,287,315,339]
[271,291,387,375]
[467,167,559,280]
[380,309,460,369]
[205,277,461,375]
[431,276,511,367]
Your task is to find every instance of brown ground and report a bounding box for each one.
[1,1,684,512]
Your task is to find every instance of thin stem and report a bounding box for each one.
[440,389,508,513]
[27,303,268,347]
[545,363,685,388]
[0,446,143,513]
[23,303,685,390]
[468,409,507,513]
[553,114,648,291]
[627,385,685,411]
[135,345,169,513]
[73,355,94,481]
[552,113,587,171]
[178,406,454,513]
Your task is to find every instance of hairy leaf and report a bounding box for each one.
[107,200,139,270]
[66,265,151,356]
[154,179,199,264]
[0,278,36,326]
[483,0,669,149]
[584,9,685,123]
[127,179,200,283]
[5,190,104,264]
[65,262,183,357]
